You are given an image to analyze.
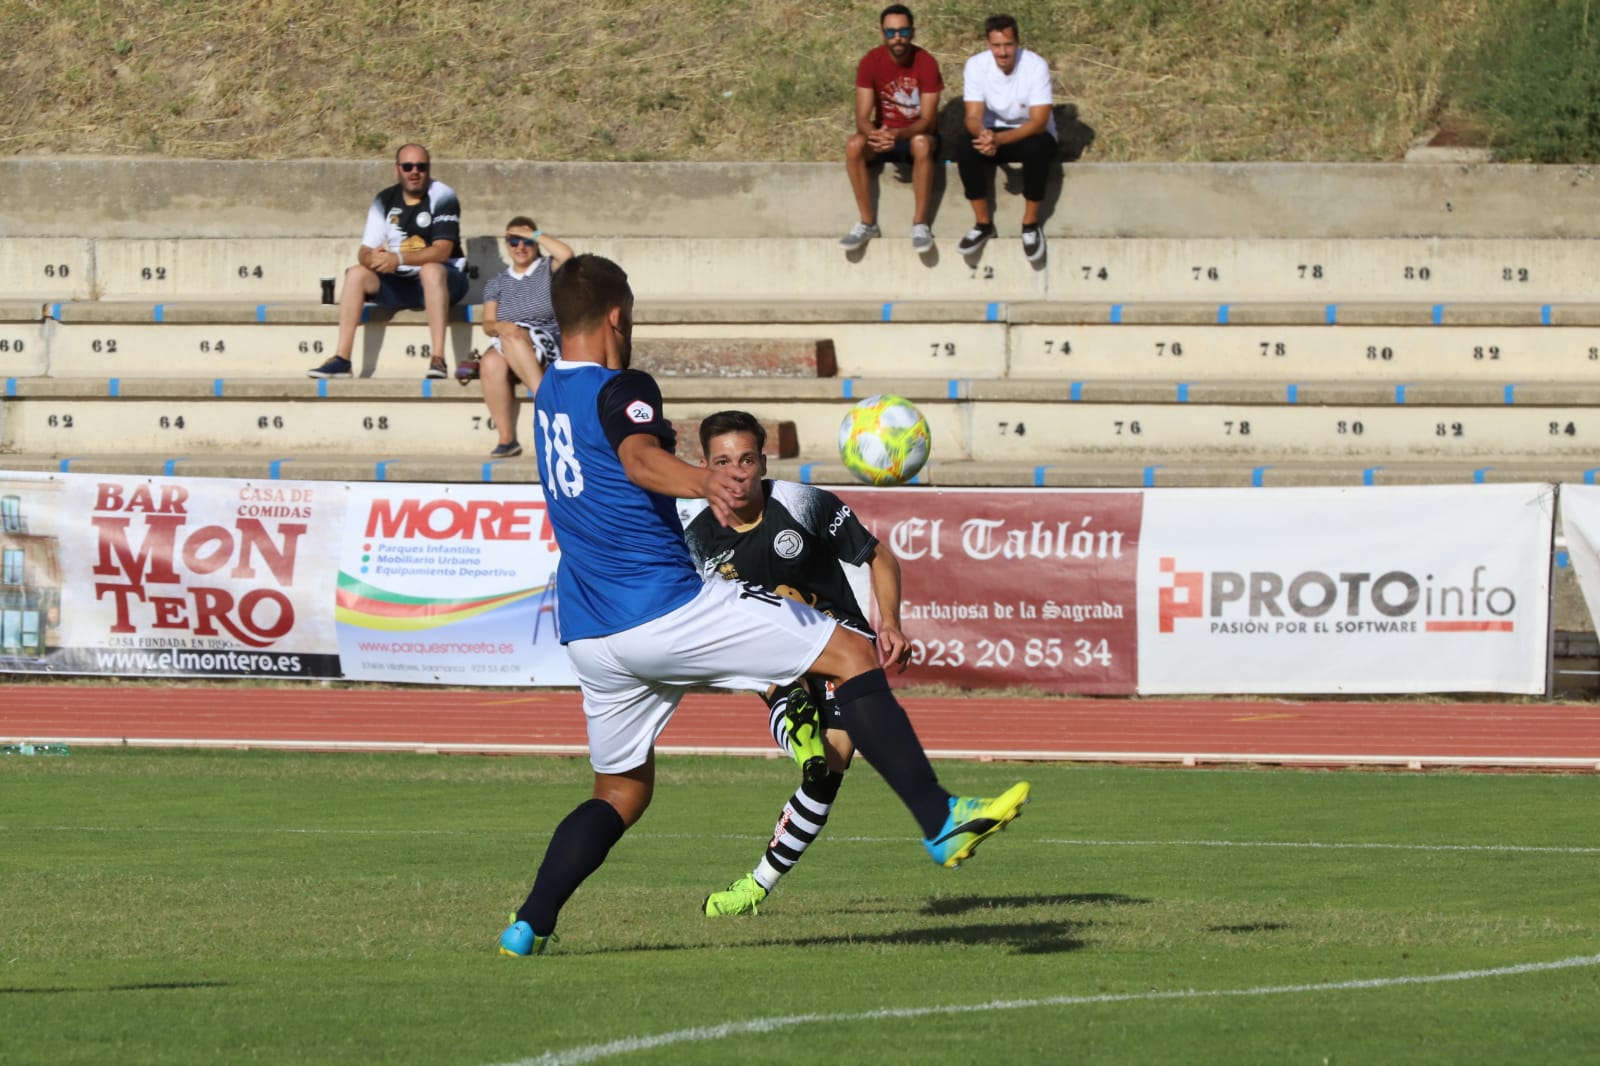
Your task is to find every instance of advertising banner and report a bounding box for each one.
[835,487,1143,694]
[1137,484,1554,694]
[335,483,577,686]
[0,471,341,677]
[1557,484,1600,642]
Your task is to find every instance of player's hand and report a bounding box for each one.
[868,128,895,153]
[976,129,998,156]
[702,463,746,527]
[876,623,912,673]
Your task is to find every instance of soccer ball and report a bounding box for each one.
[838,394,931,485]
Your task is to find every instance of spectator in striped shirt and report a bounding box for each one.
[464,216,574,457]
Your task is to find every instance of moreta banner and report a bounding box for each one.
[1136,484,1554,694]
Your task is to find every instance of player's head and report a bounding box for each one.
[699,409,767,458]
[984,14,1020,74]
[699,411,767,513]
[552,254,634,367]
[880,5,915,57]
[504,216,540,262]
[394,143,432,193]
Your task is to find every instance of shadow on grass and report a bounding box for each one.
[584,920,1091,957]
[1207,922,1291,934]
[921,892,1150,917]
[0,980,229,995]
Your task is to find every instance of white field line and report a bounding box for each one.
[5,735,1599,769]
[488,952,1600,1066]
[6,824,1599,856]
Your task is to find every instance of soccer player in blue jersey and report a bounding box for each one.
[498,254,1030,957]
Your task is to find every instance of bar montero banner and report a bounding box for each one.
[1137,483,1554,694]
[0,470,340,677]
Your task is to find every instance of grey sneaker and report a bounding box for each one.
[1022,224,1047,263]
[956,223,996,255]
[910,223,934,252]
[838,221,880,250]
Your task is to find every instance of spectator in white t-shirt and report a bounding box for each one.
[955,15,1058,263]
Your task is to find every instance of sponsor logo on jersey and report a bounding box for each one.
[626,400,654,424]
[774,529,803,559]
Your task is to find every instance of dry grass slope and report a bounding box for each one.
[0,0,1485,162]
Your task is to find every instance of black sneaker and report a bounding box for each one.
[488,441,522,458]
[307,356,352,378]
[957,223,996,255]
[426,356,449,379]
[1022,223,1047,263]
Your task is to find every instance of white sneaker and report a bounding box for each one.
[1021,224,1046,263]
[838,221,880,250]
[910,223,934,252]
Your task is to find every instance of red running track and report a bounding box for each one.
[3,686,1600,770]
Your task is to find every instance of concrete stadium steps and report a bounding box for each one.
[7,235,1600,303]
[10,298,1600,382]
[6,376,1600,466]
[3,450,1593,492]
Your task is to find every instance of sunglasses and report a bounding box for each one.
[505,235,538,248]
[883,26,912,38]
[397,161,430,173]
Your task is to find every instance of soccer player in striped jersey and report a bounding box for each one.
[498,254,1030,958]
[684,410,912,916]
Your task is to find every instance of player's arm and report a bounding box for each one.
[481,299,500,338]
[617,435,741,525]
[865,543,911,671]
[601,371,743,524]
[992,102,1052,147]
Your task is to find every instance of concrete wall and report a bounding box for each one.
[7,159,1600,240]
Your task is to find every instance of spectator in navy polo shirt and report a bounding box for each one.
[308,143,469,380]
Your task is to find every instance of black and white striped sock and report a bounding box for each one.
[753,771,844,892]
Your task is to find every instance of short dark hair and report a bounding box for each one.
[505,215,537,231]
[551,254,632,335]
[699,410,767,457]
[394,143,429,163]
[983,14,1019,38]
[880,4,914,27]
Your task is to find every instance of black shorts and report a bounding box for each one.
[373,265,469,309]
[870,134,940,166]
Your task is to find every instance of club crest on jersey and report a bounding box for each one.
[416,210,432,227]
[774,529,803,559]
[626,400,654,423]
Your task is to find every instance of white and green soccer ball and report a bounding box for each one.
[838,394,931,486]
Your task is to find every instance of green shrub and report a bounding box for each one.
[1450,0,1600,161]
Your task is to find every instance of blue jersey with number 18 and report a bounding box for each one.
[532,360,702,642]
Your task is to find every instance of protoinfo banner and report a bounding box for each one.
[1137,484,1555,694]
[836,487,1142,695]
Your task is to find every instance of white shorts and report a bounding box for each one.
[566,578,837,774]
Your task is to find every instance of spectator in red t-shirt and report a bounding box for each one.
[839,5,944,253]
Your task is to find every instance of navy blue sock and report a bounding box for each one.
[515,798,626,935]
[833,669,950,837]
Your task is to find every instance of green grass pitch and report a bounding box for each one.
[2,749,1598,1064]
